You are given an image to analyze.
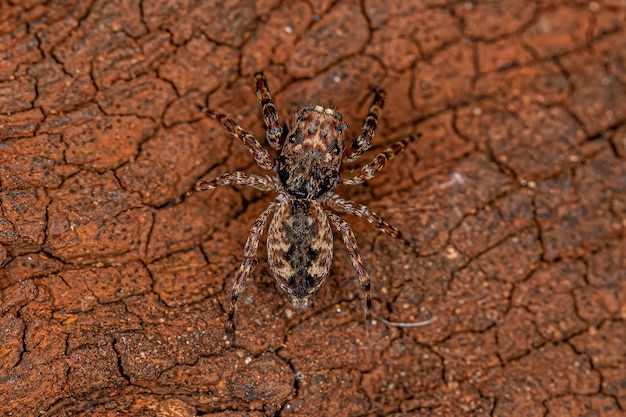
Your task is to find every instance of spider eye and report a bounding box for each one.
[289,129,300,144]
[331,144,341,155]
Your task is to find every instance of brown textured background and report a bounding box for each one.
[1,0,625,416]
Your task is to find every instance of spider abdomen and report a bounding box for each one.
[267,198,333,309]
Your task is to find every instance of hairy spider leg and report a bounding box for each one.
[197,106,275,171]
[344,89,386,163]
[186,171,276,197]
[341,133,421,185]
[254,72,282,150]
[324,193,409,245]
[228,203,278,332]
[326,211,372,321]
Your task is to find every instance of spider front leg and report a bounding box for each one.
[254,72,282,150]
[197,106,275,171]
[342,133,420,185]
[323,193,410,246]
[344,89,386,163]
[326,211,372,321]
[228,203,277,333]
[185,171,276,197]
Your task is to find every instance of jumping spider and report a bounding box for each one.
[190,73,419,329]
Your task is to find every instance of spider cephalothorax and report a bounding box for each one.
[190,72,419,330]
[278,106,347,199]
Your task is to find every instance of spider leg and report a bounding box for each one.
[254,72,282,150]
[326,211,372,321]
[344,89,386,163]
[341,133,420,185]
[186,171,275,197]
[228,202,277,333]
[197,106,275,171]
[323,193,410,245]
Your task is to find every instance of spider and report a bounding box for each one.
[190,72,419,330]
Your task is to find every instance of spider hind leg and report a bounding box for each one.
[326,211,372,322]
[227,203,277,333]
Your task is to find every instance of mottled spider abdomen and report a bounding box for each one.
[267,199,333,309]
[277,106,348,199]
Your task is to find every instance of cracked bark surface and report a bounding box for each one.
[1,1,625,416]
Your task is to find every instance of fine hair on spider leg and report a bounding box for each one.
[189,72,427,334]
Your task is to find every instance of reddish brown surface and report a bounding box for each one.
[1,1,625,416]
